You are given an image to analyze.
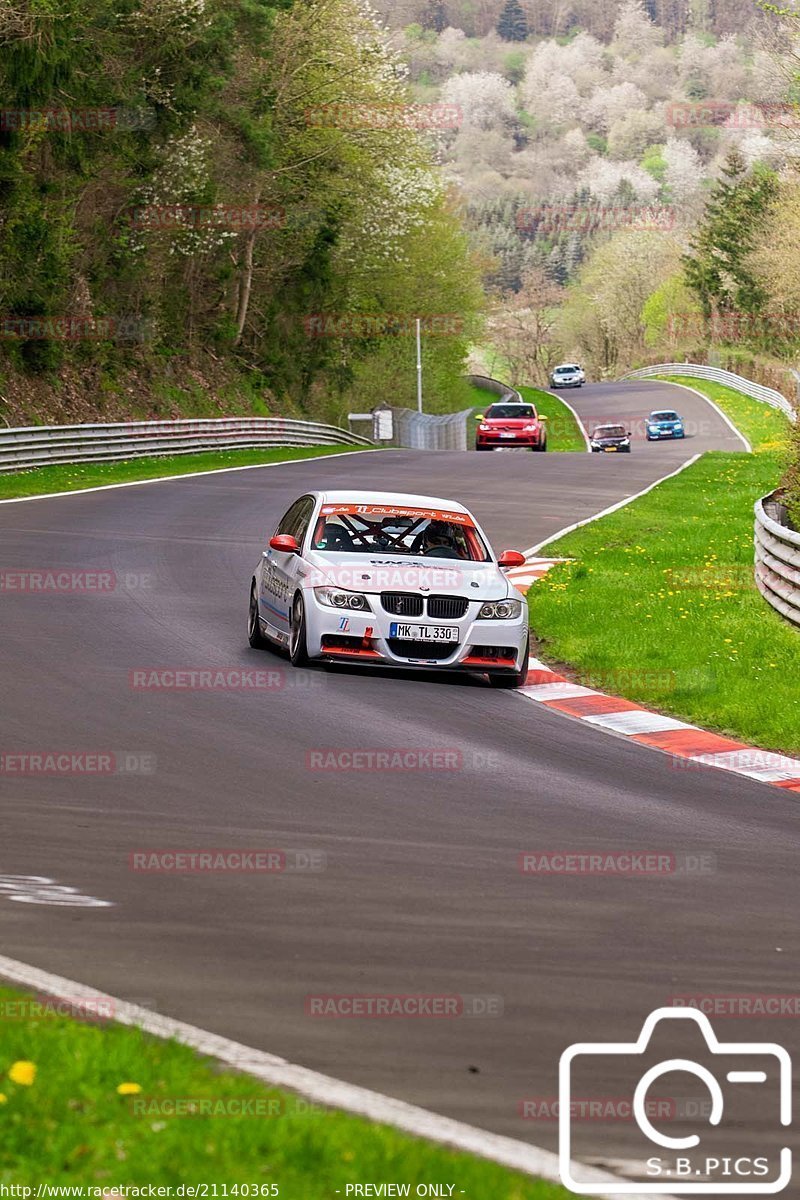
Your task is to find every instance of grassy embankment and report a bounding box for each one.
[527,376,800,753]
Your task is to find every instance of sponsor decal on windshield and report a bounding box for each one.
[319,504,473,526]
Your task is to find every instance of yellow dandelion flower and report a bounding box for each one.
[0,1093,7,1104]
[116,1082,142,1096]
[9,1061,36,1087]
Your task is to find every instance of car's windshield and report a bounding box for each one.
[595,426,626,437]
[651,411,679,421]
[555,366,578,373]
[311,504,490,561]
[485,404,536,419]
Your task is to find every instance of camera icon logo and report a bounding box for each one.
[559,1007,791,1194]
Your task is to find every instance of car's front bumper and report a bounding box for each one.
[647,428,683,438]
[303,592,529,673]
[475,434,542,449]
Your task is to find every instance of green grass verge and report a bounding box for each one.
[655,376,790,454]
[528,381,800,753]
[0,445,372,501]
[518,386,586,454]
[0,987,574,1196]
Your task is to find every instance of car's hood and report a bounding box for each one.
[301,552,514,600]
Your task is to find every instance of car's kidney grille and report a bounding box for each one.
[427,595,468,619]
[381,592,423,617]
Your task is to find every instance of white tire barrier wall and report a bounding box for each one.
[755,493,800,628]
[0,416,373,473]
[621,363,797,423]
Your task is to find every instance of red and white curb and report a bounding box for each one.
[517,653,800,794]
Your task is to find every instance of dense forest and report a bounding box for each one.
[2,0,800,505]
[0,0,483,425]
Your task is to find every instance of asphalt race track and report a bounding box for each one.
[2,380,797,1183]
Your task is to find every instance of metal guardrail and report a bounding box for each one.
[621,362,797,423]
[755,492,800,628]
[465,374,523,404]
[0,416,373,473]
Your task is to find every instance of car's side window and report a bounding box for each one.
[275,496,315,544]
[291,497,316,547]
[275,500,303,537]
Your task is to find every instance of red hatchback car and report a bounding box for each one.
[474,401,548,452]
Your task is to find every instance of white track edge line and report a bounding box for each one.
[541,387,592,453]
[0,955,670,1200]
[645,378,752,454]
[0,448,383,506]
[523,453,701,556]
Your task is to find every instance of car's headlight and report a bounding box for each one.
[478,598,522,620]
[479,423,490,431]
[523,423,539,431]
[314,587,371,611]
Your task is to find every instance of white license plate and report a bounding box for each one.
[499,432,516,439]
[390,623,458,642]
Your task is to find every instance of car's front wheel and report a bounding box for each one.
[248,583,267,649]
[289,591,310,667]
[489,637,530,689]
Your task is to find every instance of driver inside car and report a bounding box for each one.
[417,521,465,559]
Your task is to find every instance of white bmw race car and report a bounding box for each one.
[247,490,531,687]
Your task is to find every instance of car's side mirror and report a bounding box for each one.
[475,413,484,420]
[627,431,632,437]
[498,550,526,567]
[538,414,548,420]
[269,534,300,554]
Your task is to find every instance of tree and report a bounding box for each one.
[422,0,448,31]
[490,267,563,384]
[496,0,529,41]
[440,70,517,130]
[612,0,662,55]
[683,151,778,317]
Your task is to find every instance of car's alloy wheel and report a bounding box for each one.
[248,584,267,649]
[289,592,310,666]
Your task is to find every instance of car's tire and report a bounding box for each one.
[489,637,530,689]
[289,591,310,667]
[532,438,547,452]
[623,446,631,453]
[248,583,268,649]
